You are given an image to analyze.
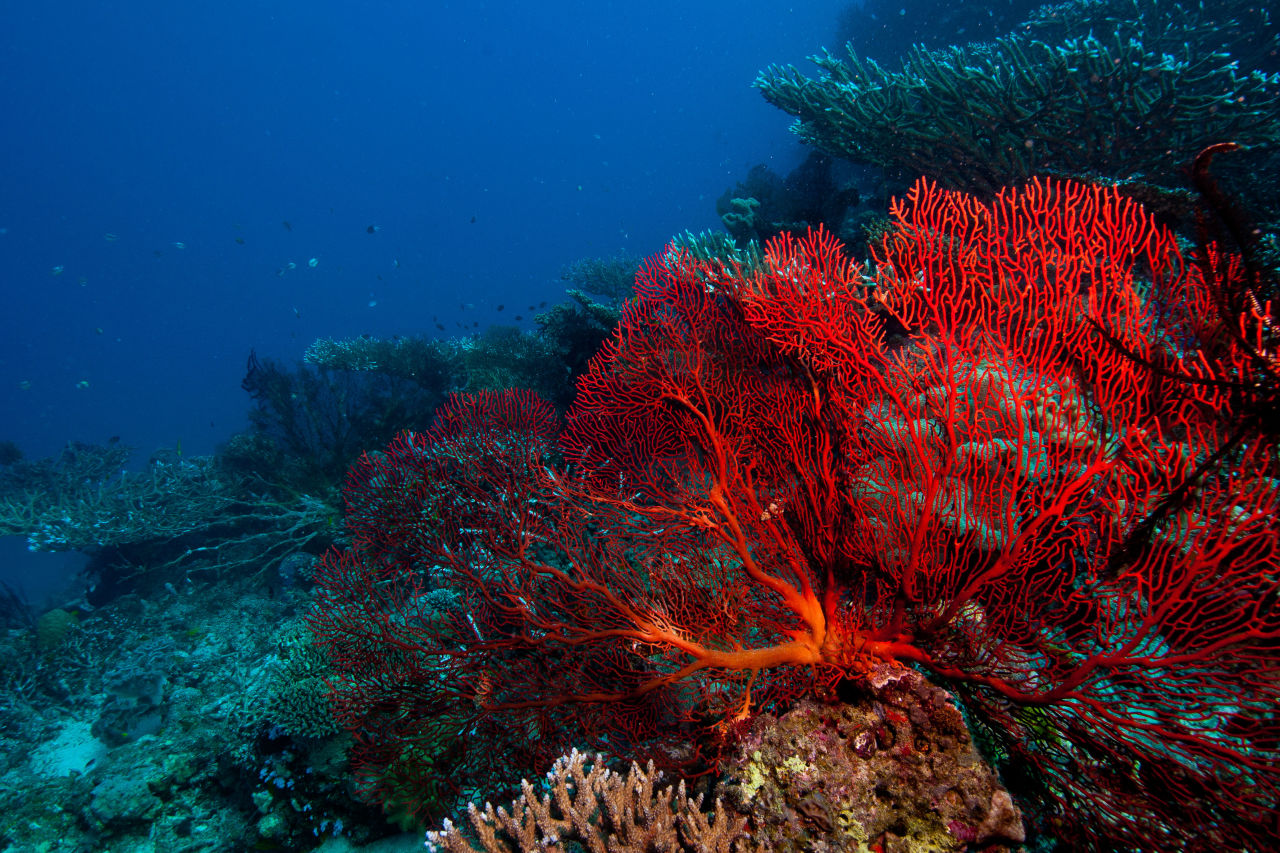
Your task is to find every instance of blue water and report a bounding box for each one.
[0,1,850,466]
[0,1,860,598]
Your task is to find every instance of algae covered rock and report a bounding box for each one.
[718,665,1024,852]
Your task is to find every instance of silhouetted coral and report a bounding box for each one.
[305,285,624,414]
[716,154,871,252]
[0,440,23,468]
[241,351,441,493]
[559,252,641,303]
[531,291,620,408]
[304,335,462,392]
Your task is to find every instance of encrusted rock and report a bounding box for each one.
[717,664,1024,852]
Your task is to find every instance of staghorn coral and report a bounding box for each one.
[0,440,335,599]
[426,749,752,853]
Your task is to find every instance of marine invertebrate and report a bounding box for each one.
[312,179,1280,849]
[425,749,749,853]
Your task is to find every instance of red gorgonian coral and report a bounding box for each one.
[311,178,1280,849]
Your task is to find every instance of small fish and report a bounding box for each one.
[367,224,380,234]
[76,379,90,390]
[496,304,504,311]
[234,237,245,245]
[104,233,118,242]
[515,315,523,321]
[308,257,318,268]
[173,241,186,249]
[293,306,301,319]
[435,323,445,331]
[51,265,64,276]
[282,220,293,231]
[393,258,400,270]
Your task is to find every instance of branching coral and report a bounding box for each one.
[756,0,1280,195]
[426,749,750,853]
[0,443,334,586]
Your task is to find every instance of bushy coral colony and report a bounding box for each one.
[4,1,1280,851]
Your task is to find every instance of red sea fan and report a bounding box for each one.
[312,180,1280,849]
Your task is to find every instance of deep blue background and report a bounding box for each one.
[1,0,850,460]
[0,1,849,597]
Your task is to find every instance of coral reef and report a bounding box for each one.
[251,618,341,740]
[0,562,384,851]
[757,0,1280,197]
[0,441,334,600]
[312,179,1280,848]
[91,635,176,746]
[426,669,1023,853]
[303,334,463,391]
[529,291,621,407]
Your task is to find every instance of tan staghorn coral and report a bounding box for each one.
[425,748,753,853]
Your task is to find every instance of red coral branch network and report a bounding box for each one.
[310,177,1280,850]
